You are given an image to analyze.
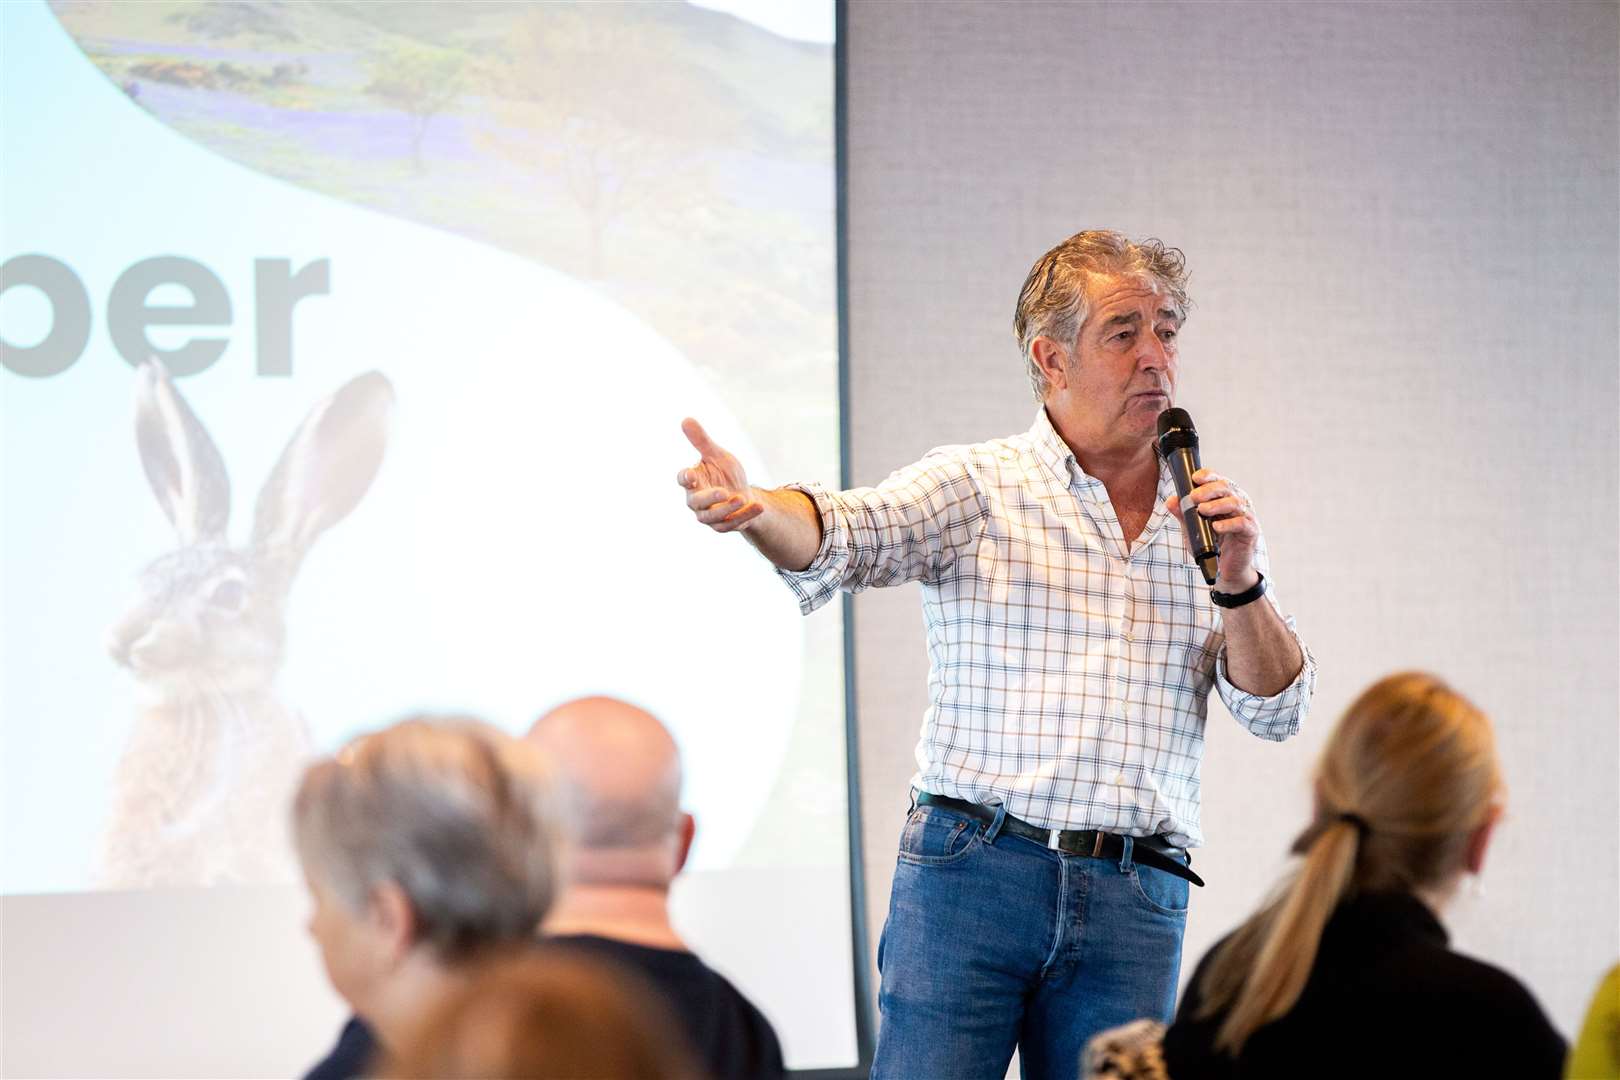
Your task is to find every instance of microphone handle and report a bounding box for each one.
[1167,445,1220,585]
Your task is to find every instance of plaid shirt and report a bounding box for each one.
[780,408,1315,848]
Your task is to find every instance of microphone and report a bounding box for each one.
[1156,407,1219,585]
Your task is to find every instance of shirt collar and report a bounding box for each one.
[1028,407,1080,486]
[1028,407,1175,499]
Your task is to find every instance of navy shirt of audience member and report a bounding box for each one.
[1163,890,1567,1079]
[554,934,785,1080]
[303,1017,375,1080]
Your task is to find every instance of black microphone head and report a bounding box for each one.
[1156,407,1195,437]
[1156,407,1198,452]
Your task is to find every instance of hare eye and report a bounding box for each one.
[209,579,246,611]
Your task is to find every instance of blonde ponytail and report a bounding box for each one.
[1205,818,1361,1053]
[1194,672,1500,1055]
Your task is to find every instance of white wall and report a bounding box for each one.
[842,0,1618,1039]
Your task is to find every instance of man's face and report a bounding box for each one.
[303,868,389,1017]
[1049,274,1182,450]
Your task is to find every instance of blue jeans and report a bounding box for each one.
[871,800,1190,1080]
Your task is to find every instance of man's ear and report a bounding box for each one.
[674,813,696,875]
[368,880,419,967]
[1029,336,1074,395]
[1464,804,1504,876]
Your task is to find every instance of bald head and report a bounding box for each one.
[527,697,685,871]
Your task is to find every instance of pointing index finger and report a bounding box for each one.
[681,417,721,458]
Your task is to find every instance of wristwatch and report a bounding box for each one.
[1210,572,1267,609]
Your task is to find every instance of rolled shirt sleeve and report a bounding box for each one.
[774,482,850,615]
[1215,616,1316,741]
[775,452,987,615]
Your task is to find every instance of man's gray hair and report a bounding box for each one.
[292,717,559,960]
[1013,230,1192,402]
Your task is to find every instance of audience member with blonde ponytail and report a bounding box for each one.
[1161,672,1566,1078]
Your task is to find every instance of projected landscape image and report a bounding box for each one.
[51,0,837,483]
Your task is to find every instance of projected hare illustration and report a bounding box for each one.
[101,361,394,888]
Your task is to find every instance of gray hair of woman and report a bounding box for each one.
[1013,230,1192,402]
[292,717,560,959]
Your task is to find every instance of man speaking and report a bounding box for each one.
[677,231,1315,1079]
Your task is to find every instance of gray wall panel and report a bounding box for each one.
[842,0,1618,1038]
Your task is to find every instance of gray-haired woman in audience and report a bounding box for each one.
[294,717,559,1080]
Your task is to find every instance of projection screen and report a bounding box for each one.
[0,1,862,1074]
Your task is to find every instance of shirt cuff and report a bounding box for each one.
[1216,628,1316,742]
[774,482,851,615]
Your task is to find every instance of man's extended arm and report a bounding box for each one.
[677,417,986,611]
[676,418,822,572]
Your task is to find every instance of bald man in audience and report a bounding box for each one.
[528,696,786,1080]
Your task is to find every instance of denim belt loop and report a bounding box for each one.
[984,803,1008,845]
[1118,834,1135,873]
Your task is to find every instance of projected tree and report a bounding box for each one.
[480,8,721,276]
[365,44,467,174]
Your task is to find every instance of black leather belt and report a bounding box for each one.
[916,791,1205,888]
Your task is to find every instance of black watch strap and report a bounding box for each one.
[1210,572,1267,609]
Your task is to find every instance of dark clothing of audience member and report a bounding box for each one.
[301,935,785,1080]
[303,1017,376,1080]
[1163,890,1567,1079]
[554,933,785,1080]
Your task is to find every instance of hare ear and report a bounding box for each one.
[134,360,231,543]
[252,372,394,564]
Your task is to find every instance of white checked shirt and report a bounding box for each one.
[780,408,1315,848]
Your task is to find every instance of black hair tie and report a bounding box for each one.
[1338,812,1371,838]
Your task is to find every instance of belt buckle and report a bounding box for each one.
[1047,828,1062,851]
